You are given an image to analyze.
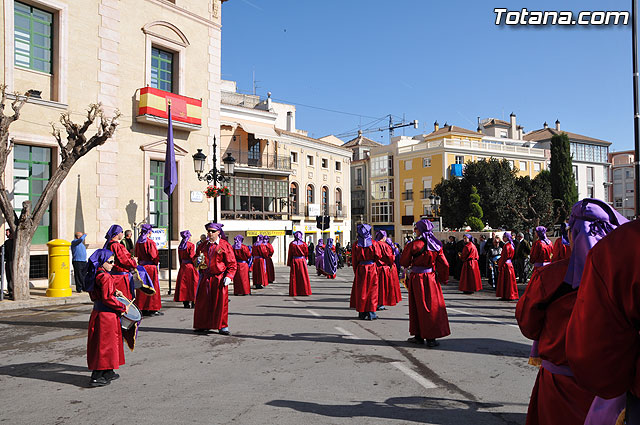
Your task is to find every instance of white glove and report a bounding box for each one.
[223,277,232,287]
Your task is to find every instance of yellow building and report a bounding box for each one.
[370,119,549,244]
[1,0,227,277]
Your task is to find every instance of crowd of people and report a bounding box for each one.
[62,196,640,424]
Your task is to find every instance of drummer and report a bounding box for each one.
[86,249,129,387]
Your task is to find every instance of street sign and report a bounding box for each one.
[150,228,167,249]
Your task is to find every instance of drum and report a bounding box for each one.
[117,296,142,330]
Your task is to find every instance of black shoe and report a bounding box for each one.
[358,312,366,319]
[219,329,231,336]
[193,329,208,334]
[103,370,120,381]
[89,376,110,387]
[407,336,425,344]
[190,302,195,308]
[183,302,190,309]
[426,339,440,348]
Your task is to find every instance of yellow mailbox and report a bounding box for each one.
[46,239,72,297]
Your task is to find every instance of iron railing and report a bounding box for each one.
[222,149,291,171]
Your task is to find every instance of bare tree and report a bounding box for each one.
[0,85,120,300]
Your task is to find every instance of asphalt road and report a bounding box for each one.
[0,265,535,425]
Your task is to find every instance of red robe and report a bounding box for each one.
[252,244,269,287]
[174,242,198,302]
[458,241,482,293]
[496,242,518,300]
[233,245,252,295]
[551,238,571,263]
[134,239,162,311]
[87,269,126,370]
[399,241,450,340]
[516,259,595,425]
[566,220,640,400]
[377,241,401,306]
[287,242,312,296]
[194,238,237,330]
[530,240,553,266]
[106,239,137,300]
[266,243,275,283]
[350,242,381,313]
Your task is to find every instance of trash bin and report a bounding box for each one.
[46,239,72,297]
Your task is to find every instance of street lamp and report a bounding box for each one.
[192,136,235,222]
[428,194,442,231]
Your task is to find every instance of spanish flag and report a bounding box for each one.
[138,87,202,126]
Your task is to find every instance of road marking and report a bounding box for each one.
[334,326,359,339]
[391,362,437,389]
[448,307,519,328]
[306,309,321,317]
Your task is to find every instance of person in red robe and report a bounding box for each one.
[458,233,482,294]
[194,222,237,335]
[103,224,138,300]
[350,224,381,320]
[565,200,635,425]
[518,198,627,425]
[551,222,571,263]
[385,238,403,303]
[232,235,252,296]
[265,236,275,283]
[530,226,554,280]
[252,235,268,289]
[496,232,519,301]
[134,224,162,316]
[174,230,198,308]
[374,230,400,310]
[86,248,128,387]
[287,231,312,296]
[399,219,450,348]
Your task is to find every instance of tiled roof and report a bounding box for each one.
[482,118,511,127]
[423,125,481,139]
[343,133,383,148]
[524,128,610,145]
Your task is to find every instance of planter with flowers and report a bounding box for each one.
[204,185,231,198]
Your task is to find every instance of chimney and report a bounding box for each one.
[358,130,363,138]
[509,112,516,139]
[286,111,294,132]
[555,119,560,131]
[267,92,272,110]
[434,121,439,132]
[543,121,548,129]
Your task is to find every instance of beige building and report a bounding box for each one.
[219,80,351,260]
[609,150,636,219]
[1,0,227,277]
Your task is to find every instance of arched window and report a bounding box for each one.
[321,186,329,214]
[306,184,314,204]
[290,182,299,215]
[335,188,342,213]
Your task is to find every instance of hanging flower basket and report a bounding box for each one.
[204,185,232,198]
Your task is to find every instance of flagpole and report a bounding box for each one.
[168,101,172,295]
[164,100,177,295]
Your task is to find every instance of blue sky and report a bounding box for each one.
[221,1,634,151]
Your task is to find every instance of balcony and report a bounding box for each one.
[223,149,291,172]
[221,177,290,220]
[420,189,432,199]
[401,215,414,226]
[136,87,202,131]
[328,204,346,218]
[450,164,463,178]
[402,190,414,201]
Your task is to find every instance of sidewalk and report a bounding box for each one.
[0,277,178,313]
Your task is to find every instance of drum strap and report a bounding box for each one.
[93,300,118,314]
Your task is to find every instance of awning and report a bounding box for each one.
[236,122,279,141]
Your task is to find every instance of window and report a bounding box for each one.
[321,158,328,168]
[455,155,464,165]
[335,188,342,211]
[587,186,595,198]
[614,169,623,180]
[615,198,623,208]
[371,155,393,177]
[13,144,51,244]
[534,162,541,172]
[321,186,329,213]
[290,152,298,164]
[306,184,314,204]
[587,166,594,183]
[248,135,260,165]
[335,161,341,171]
[404,160,412,170]
[500,130,508,138]
[149,160,171,230]
[150,47,174,92]
[422,157,431,167]
[371,202,394,222]
[405,204,413,216]
[307,155,314,166]
[355,168,362,186]
[626,169,634,179]
[573,166,579,183]
[520,161,527,171]
[14,1,53,73]
[290,182,298,214]
[372,180,393,200]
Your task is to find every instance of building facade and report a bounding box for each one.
[609,150,636,219]
[1,0,226,276]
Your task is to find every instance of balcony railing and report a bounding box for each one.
[421,189,432,199]
[223,149,291,171]
[401,215,414,226]
[290,203,347,218]
[402,190,414,201]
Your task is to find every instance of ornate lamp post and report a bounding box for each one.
[193,136,235,222]
[429,194,442,231]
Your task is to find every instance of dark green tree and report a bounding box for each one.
[433,177,468,229]
[466,185,484,231]
[509,170,554,230]
[550,133,578,221]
